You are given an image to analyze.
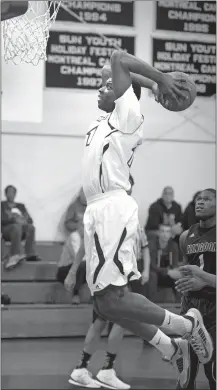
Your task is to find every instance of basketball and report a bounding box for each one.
[158,72,197,112]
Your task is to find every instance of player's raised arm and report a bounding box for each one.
[110,50,189,102]
[102,64,158,95]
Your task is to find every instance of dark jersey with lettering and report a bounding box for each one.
[184,223,216,300]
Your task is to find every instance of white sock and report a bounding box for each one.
[161,310,193,336]
[149,329,175,359]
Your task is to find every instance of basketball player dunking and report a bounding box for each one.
[176,189,216,390]
[78,50,213,387]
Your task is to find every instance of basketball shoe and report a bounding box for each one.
[183,308,214,364]
[163,338,190,388]
[96,368,130,389]
[69,368,101,388]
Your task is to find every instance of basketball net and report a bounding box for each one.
[2,1,61,65]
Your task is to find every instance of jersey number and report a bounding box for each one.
[199,254,204,270]
[86,126,98,146]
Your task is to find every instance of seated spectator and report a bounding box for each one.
[183,191,201,231]
[148,224,181,301]
[145,186,183,245]
[56,188,87,304]
[1,185,41,270]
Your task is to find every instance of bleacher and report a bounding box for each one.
[2,242,181,339]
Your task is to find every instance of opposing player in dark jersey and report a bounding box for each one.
[176,189,216,390]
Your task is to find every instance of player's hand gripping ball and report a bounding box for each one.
[157,72,197,112]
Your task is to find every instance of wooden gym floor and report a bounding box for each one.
[2,337,208,389]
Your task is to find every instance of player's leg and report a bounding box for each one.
[176,345,199,390]
[94,286,213,365]
[69,312,106,388]
[106,323,124,359]
[96,324,130,389]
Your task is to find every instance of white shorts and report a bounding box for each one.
[84,190,141,295]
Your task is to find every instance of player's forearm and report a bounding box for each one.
[130,73,156,90]
[102,65,155,90]
[200,270,216,288]
[113,50,163,84]
[142,247,151,274]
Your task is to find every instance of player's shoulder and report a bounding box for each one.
[179,229,189,247]
[180,223,200,243]
[188,223,200,236]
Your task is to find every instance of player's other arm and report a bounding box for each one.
[179,264,216,288]
[102,65,156,92]
[110,50,189,101]
[130,73,155,90]
[199,270,216,288]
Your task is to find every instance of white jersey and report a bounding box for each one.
[82,85,144,201]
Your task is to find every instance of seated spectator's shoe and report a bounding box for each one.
[1,294,11,306]
[26,255,41,262]
[69,368,101,388]
[72,295,80,305]
[5,254,26,270]
[163,338,190,389]
[183,308,214,364]
[96,369,131,389]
